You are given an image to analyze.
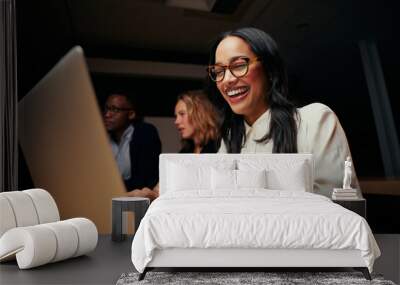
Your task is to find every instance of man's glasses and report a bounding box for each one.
[104,105,133,114]
[207,57,260,82]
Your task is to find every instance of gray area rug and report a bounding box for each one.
[116,271,396,285]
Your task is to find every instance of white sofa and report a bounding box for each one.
[0,188,98,269]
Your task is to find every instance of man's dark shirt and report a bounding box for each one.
[120,121,161,191]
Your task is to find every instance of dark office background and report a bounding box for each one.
[15,0,399,232]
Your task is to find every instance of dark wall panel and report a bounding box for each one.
[289,41,385,178]
[91,74,205,117]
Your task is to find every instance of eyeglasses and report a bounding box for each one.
[207,57,261,82]
[104,105,133,114]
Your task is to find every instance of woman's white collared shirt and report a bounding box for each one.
[218,103,358,196]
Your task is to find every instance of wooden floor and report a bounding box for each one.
[0,234,398,284]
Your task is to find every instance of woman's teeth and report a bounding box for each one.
[226,87,248,97]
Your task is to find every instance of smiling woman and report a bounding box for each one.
[207,28,297,154]
[207,27,359,196]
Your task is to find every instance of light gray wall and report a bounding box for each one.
[145,116,181,153]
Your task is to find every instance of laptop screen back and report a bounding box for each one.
[18,46,126,233]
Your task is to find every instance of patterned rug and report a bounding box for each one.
[116,271,396,285]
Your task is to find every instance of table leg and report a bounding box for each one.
[131,201,149,234]
[112,201,123,241]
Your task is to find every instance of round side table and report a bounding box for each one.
[111,197,150,242]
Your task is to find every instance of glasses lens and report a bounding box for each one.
[104,106,123,113]
[209,66,225,82]
[104,106,113,113]
[231,62,248,78]
[209,59,252,82]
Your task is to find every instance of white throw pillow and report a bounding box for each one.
[236,169,267,189]
[211,168,268,190]
[266,161,309,191]
[211,168,236,190]
[167,162,211,191]
[238,159,310,192]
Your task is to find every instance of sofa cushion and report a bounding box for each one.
[0,218,97,269]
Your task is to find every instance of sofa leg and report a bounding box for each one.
[138,268,148,281]
[354,267,371,280]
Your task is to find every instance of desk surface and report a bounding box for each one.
[359,179,400,196]
[0,235,133,285]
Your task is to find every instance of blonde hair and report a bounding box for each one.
[177,90,220,147]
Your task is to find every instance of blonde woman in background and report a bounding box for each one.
[128,90,220,200]
[175,90,220,154]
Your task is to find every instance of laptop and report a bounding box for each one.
[18,46,126,233]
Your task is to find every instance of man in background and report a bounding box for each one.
[104,93,161,193]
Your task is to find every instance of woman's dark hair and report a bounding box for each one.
[206,27,298,153]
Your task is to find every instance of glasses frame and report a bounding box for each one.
[104,105,133,114]
[207,57,261,82]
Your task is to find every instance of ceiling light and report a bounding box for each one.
[165,0,217,12]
